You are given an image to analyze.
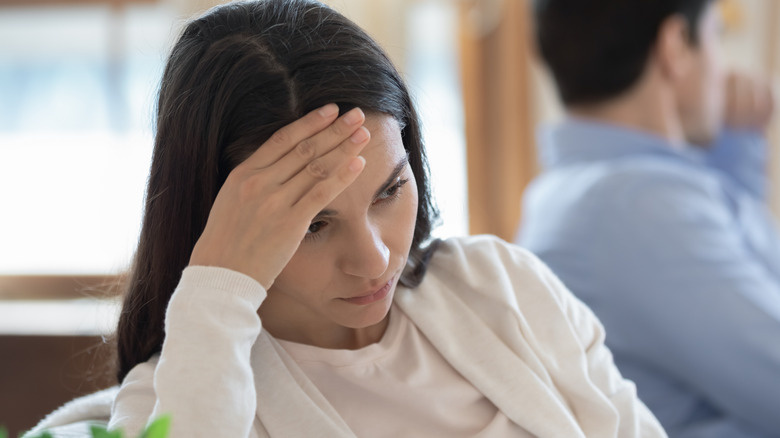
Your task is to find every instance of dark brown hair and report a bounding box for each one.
[116,0,438,382]
[533,0,716,105]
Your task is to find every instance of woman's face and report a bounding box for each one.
[259,113,419,349]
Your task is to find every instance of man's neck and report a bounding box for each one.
[566,73,687,148]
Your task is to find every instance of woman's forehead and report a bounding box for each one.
[360,114,406,168]
[326,114,409,207]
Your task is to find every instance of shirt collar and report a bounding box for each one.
[539,117,706,168]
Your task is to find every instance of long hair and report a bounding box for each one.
[115,0,439,382]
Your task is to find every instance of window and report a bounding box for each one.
[1,0,469,276]
[0,3,177,275]
[405,1,468,239]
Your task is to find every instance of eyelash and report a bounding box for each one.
[303,178,410,242]
[375,178,409,204]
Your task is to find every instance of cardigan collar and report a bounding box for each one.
[250,271,588,437]
[395,272,588,438]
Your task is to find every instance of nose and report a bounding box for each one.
[340,221,390,280]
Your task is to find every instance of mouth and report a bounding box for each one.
[340,277,395,306]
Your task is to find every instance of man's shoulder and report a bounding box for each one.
[532,153,723,211]
[520,151,733,259]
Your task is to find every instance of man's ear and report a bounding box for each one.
[654,14,694,80]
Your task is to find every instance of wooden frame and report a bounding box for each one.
[458,0,536,241]
[0,275,123,300]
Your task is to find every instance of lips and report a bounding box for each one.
[341,279,394,305]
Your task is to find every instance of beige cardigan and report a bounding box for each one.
[44,235,666,437]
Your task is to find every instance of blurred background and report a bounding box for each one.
[0,0,777,435]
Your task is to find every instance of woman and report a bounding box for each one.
[105,0,665,437]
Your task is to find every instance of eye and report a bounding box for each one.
[375,178,409,203]
[305,220,327,240]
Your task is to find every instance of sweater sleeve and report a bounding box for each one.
[531,256,667,438]
[120,266,267,438]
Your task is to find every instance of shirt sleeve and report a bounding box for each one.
[608,176,780,437]
[703,129,768,201]
[133,266,266,438]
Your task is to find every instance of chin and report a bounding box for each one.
[685,125,719,148]
[342,293,394,329]
[688,137,716,148]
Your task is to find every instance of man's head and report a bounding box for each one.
[533,0,725,145]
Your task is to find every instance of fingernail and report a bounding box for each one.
[349,156,366,172]
[318,103,339,118]
[343,108,364,125]
[350,126,370,144]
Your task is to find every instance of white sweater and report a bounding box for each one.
[108,235,667,438]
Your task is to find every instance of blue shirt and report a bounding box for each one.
[517,118,780,438]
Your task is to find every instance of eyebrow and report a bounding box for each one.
[314,155,410,218]
[373,154,410,199]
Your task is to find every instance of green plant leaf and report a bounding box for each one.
[139,415,170,438]
[89,424,123,438]
[0,425,6,438]
[22,432,53,438]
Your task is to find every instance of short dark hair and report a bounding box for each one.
[533,0,716,105]
[115,0,438,382]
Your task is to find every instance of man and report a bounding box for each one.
[516,1,779,437]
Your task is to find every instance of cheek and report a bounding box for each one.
[408,185,419,227]
[272,251,326,297]
[400,182,420,246]
[701,48,725,122]
[681,54,721,118]
[701,38,724,96]
[379,182,419,257]
[402,173,419,214]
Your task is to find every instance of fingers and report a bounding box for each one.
[272,107,367,183]
[189,104,372,289]
[284,125,371,211]
[292,156,367,219]
[243,103,341,169]
[755,80,775,128]
[765,85,776,125]
[725,72,775,130]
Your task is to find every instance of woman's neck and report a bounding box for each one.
[258,297,391,350]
